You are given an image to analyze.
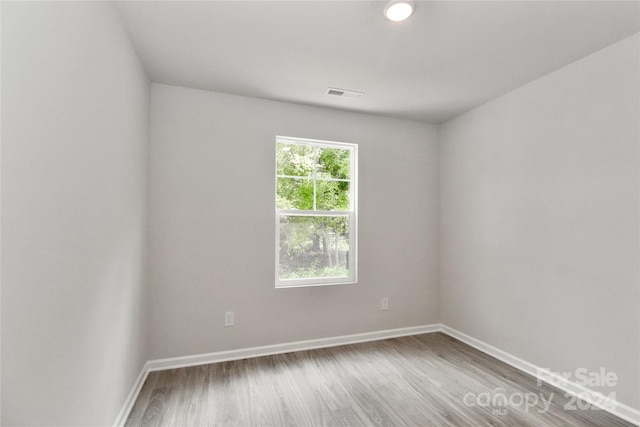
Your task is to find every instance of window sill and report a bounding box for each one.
[275,280,357,289]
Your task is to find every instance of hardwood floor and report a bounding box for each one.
[125,333,634,426]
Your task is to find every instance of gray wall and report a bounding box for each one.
[439,34,640,407]
[1,2,150,425]
[148,83,439,359]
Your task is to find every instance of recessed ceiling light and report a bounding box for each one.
[384,0,415,22]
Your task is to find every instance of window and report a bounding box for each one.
[275,136,357,288]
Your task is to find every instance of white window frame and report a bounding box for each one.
[275,136,358,288]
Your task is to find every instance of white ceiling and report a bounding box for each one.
[115,1,640,123]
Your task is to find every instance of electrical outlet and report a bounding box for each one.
[224,311,234,327]
[380,297,389,311]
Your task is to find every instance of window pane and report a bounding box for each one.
[279,215,350,280]
[276,143,315,177]
[317,147,350,180]
[276,177,314,210]
[316,180,350,211]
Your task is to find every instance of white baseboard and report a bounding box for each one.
[147,324,440,372]
[439,325,640,426]
[112,361,151,427]
[114,323,640,426]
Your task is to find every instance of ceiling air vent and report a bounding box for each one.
[326,87,363,99]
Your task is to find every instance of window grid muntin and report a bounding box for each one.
[276,141,353,213]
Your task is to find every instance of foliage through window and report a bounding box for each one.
[276,137,357,287]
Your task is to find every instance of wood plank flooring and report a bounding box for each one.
[125,333,634,426]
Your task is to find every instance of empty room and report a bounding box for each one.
[2,1,639,426]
